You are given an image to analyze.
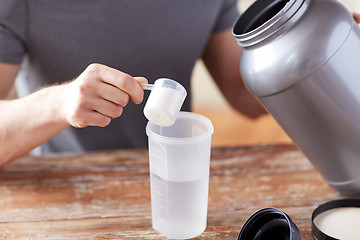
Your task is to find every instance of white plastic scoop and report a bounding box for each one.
[142,78,187,126]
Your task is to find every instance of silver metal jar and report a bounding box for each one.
[233,0,360,195]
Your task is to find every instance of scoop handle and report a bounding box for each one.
[141,83,154,91]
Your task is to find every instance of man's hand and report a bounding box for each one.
[61,63,147,128]
[0,63,148,163]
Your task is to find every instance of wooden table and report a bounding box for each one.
[0,144,344,239]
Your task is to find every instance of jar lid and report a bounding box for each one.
[312,199,360,240]
[237,207,302,240]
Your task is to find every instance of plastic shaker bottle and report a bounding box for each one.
[146,112,214,239]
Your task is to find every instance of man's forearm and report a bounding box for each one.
[0,85,70,164]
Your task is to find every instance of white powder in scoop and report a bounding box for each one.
[314,207,360,239]
[144,86,184,126]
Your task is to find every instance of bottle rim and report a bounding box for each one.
[233,0,310,47]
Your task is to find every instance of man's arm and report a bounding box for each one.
[0,63,20,99]
[202,29,267,119]
[353,12,360,23]
[0,63,147,164]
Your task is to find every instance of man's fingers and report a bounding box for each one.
[135,76,148,85]
[66,63,149,128]
[97,82,130,107]
[91,97,124,119]
[67,108,112,128]
[88,64,145,104]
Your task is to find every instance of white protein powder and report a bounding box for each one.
[314,207,360,239]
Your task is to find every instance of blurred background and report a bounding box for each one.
[192,0,360,147]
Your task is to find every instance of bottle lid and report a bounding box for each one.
[238,199,360,240]
[312,199,360,240]
[237,207,302,240]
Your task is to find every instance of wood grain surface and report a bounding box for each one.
[0,144,344,239]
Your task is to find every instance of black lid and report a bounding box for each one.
[238,207,302,240]
[312,199,360,240]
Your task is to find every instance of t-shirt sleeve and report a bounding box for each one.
[0,1,27,65]
[212,0,240,33]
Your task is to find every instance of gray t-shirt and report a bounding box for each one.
[0,0,239,154]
